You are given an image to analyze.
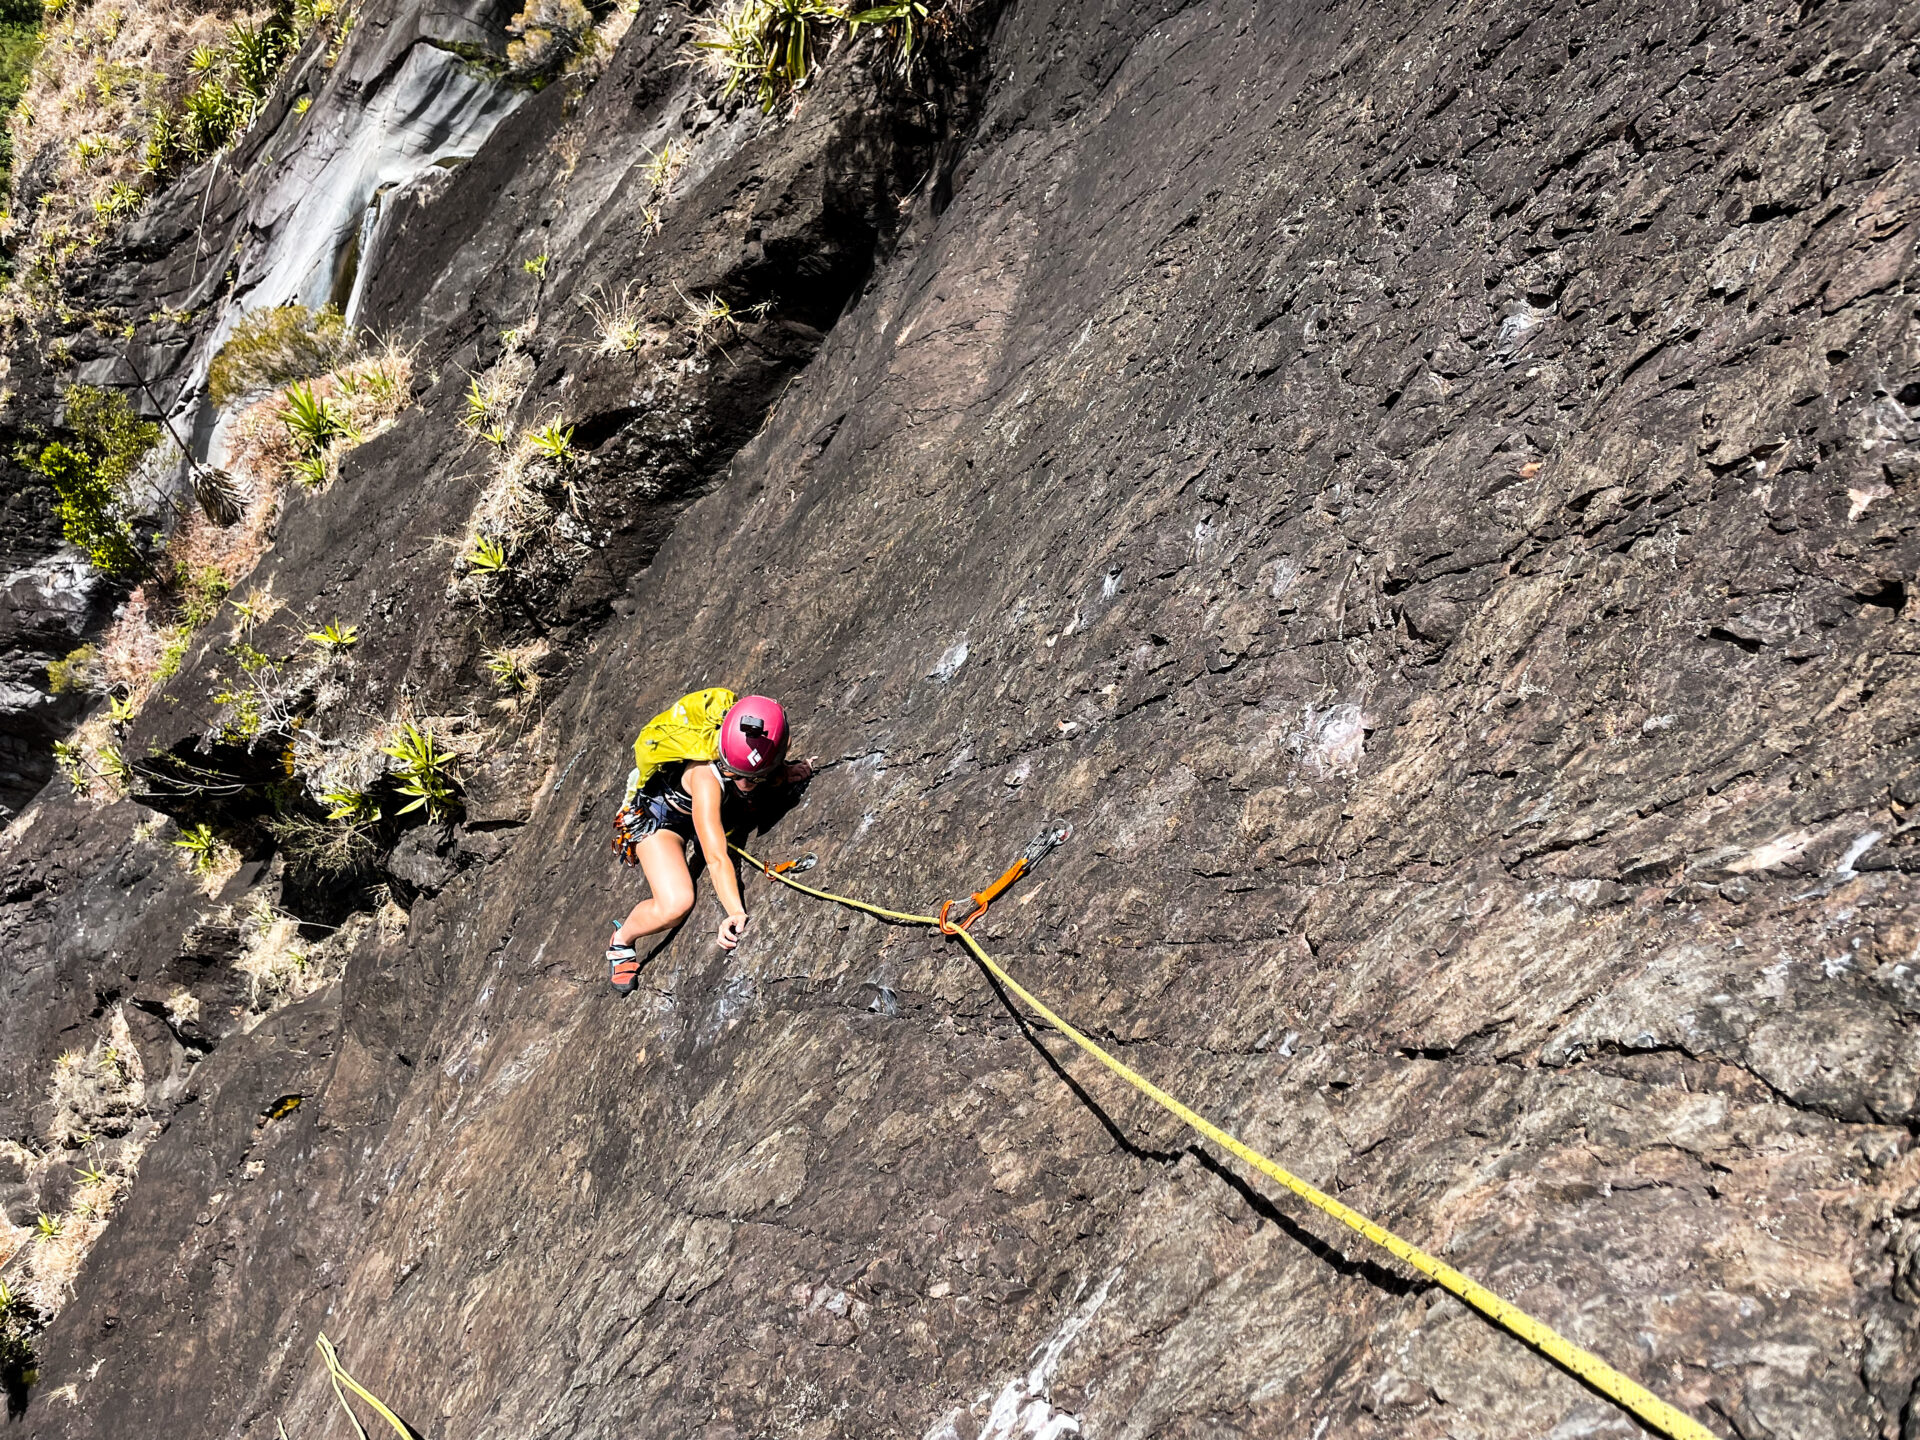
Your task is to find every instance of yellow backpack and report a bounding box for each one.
[623,687,736,803]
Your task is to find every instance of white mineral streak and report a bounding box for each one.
[1730,828,1816,874]
[1296,702,1367,779]
[190,42,524,466]
[969,1268,1118,1440]
[245,42,523,322]
[1833,829,1884,878]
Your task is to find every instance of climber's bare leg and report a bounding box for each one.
[614,830,696,945]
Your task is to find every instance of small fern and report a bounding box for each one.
[529,422,575,462]
[381,722,460,820]
[173,822,223,873]
[465,534,509,574]
[304,620,358,652]
[483,648,527,690]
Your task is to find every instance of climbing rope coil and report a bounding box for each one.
[732,833,1722,1440]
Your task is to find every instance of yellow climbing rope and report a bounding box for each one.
[731,841,1721,1440]
[316,1333,415,1440]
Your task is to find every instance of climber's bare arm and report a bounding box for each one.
[686,764,748,949]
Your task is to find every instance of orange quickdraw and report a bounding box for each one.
[938,859,1025,933]
[762,852,817,877]
[937,821,1072,934]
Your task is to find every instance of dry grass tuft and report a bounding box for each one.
[3,1,251,319]
[482,637,546,705]
[450,415,587,596]
[581,281,653,357]
[20,1169,124,1311]
[47,1007,144,1150]
[680,287,770,349]
[232,897,306,1008]
[8,1008,155,1320]
[226,340,413,494]
[459,345,533,443]
[166,470,277,594]
[231,894,364,1023]
[163,986,201,1024]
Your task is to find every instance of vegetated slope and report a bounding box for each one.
[2,0,1918,1436]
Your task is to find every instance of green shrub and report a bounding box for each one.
[690,0,843,111]
[91,181,143,219]
[0,0,42,196]
[179,76,245,157]
[46,643,100,694]
[225,16,293,101]
[172,821,224,872]
[291,452,330,488]
[503,0,591,78]
[282,382,349,454]
[688,0,945,110]
[143,10,299,179]
[177,564,230,627]
[465,534,508,573]
[528,422,574,462]
[846,1,931,63]
[208,305,354,406]
[382,721,460,819]
[31,386,160,577]
[154,625,193,681]
[140,106,177,177]
[210,684,263,741]
[322,787,379,823]
[483,648,526,689]
[98,743,134,789]
[304,620,357,652]
[51,739,87,794]
[0,1278,34,1413]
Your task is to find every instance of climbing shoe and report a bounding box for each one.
[607,929,640,994]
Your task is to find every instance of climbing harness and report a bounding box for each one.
[315,1333,414,1440]
[729,834,1722,1440]
[610,803,656,867]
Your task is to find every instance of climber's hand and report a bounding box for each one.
[785,758,814,785]
[719,912,750,950]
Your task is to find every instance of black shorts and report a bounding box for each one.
[634,791,698,842]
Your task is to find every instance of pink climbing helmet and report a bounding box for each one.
[719,695,788,777]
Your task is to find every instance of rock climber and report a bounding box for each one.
[605,691,811,993]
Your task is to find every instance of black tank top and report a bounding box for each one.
[641,761,757,832]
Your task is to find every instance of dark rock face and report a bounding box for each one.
[3,0,1918,1437]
